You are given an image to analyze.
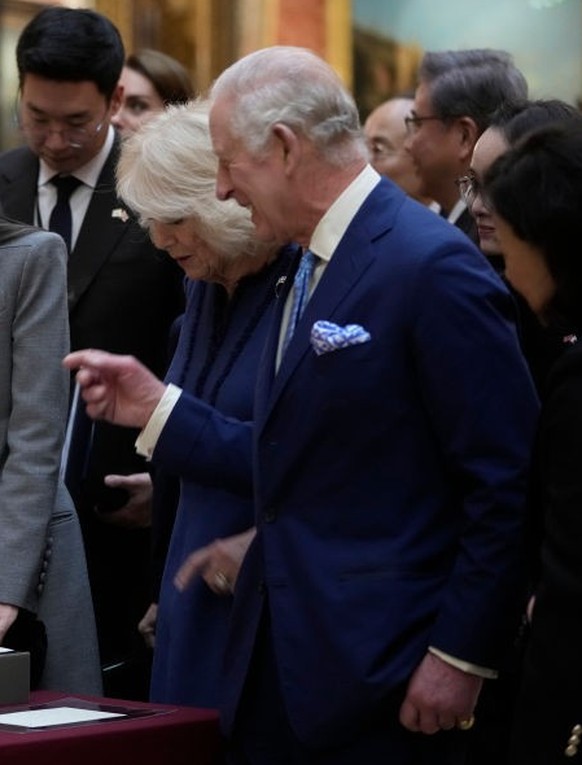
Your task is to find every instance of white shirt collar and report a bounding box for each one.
[38,125,115,188]
[309,164,381,263]
[447,197,468,225]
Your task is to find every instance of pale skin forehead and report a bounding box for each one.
[471,127,509,176]
[208,94,239,151]
[367,98,414,128]
[365,98,413,144]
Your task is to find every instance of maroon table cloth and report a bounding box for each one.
[0,690,222,764]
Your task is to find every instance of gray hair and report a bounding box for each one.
[209,46,368,166]
[419,49,528,134]
[116,98,260,260]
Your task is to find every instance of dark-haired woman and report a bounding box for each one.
[112,49,195,137]
[485,121,582,764]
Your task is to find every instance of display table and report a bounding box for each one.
[0,690,221,765]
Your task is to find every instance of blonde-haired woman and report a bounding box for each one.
[114,99,294,707]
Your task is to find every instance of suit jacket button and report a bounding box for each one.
[257,580,266,594]
[565,744,578,757]
[264,509,277,523]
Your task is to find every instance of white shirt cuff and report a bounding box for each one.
[135,383,182,459]
[428,646,498,679]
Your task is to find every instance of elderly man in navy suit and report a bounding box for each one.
[66,46,539,764]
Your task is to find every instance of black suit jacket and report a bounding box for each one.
[511,340,582,764]
[0,137,184,670]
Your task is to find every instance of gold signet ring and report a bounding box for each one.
[214,570,231,594]
[457,715,475,731]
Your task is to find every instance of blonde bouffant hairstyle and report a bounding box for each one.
[116,98,260,261]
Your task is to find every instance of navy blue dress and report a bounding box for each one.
[150,247,295,707]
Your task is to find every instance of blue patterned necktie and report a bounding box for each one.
[281,248,317,356]
[49,175,82,253]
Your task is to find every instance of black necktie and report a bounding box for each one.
[49,175,82,253]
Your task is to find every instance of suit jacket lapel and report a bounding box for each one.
[67,138,133,310]
[255,179,399,433]
[256,231,376,433]
[253,247,300,418]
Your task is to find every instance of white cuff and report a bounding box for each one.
[428,646,498,679]
[135,383,182,459]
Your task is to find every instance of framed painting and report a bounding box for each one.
[352,0,582,120]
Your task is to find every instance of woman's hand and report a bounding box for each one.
[175,528,256,596]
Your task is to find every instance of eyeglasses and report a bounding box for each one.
[16,106,106,149]
[404,113,443,136]
[455,174,485,207]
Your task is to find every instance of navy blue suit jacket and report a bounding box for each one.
[151,177,539,747]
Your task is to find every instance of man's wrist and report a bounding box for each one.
[428,646,498,679]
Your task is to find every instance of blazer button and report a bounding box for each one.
[565,743,578,757]
[257,580,266,594]
[263,509,277,523]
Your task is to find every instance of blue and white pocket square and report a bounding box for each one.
[310,320,371,356]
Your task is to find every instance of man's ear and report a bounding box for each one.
[456,116,479,162]
[272,123,301,173]
[108,83,123,119]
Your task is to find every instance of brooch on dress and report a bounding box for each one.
[562,334,578,345]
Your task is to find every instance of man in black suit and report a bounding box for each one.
[0,7,184,698]
[404,49,528,261]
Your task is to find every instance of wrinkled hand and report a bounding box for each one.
[138,602,158,650]
[399,652,483,734]
[0,603,19,644]
[175,528,256,596]
[98,473,153,529]
[63,350,166,428]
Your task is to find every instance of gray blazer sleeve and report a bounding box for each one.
[0,230,70,611]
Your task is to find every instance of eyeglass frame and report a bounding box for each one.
[455,173,490,209]
[404,112,444,136]
[15,100,108,149]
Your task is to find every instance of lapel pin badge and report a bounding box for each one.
[111,208,129,223]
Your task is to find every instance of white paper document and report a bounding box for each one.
[0,706,126,728]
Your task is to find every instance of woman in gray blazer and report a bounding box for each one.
[0,217,101,693]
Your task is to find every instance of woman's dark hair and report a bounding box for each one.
[490,98,582,145]
[485,122,582,325]
[125,49,195,105]
[16,7,124,100]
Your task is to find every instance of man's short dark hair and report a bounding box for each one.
[16,7,124,100]
[419,49,528,134]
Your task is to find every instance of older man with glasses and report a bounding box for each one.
[363,96,434,206]
[0,6,184,701]
[405,48,528,256]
